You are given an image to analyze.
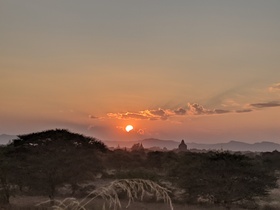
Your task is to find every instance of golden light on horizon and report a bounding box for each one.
[125,125,134,132]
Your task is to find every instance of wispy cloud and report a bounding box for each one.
[107,103,234,121]
[221,99,240,108]
[99,98,280,122]
[187,103,231,115]
[269,83,280,92]
[174,108,187,115]
[214,109,231,114]
[107,112,151,120]
[107,109,175,121]
[88,115,100,119]
[109,109,167,120]
[90,81,280,122]
[205,81,258,107]
[250,101,280,108]
[149,108,169,120]
[235,109,253,113]
[187,103,212,115]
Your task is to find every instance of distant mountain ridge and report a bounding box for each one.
[187,140,280,152]
[0,134,17,145]
[1,134,280,152]
[105,138,280,152]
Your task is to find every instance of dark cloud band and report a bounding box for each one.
[250,102,280,108]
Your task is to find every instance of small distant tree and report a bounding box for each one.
[131,143,144,152]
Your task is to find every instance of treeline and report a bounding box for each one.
[0,129,280,209]
[107,148,280,209]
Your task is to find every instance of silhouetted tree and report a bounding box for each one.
[14,129,107,152]
[260,150,280,171]
[131,143,144,152]
[0,146,13,204]
[171,152,278,209]
[0,145,27,205]
[11,129,107,202]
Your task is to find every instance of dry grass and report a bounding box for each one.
[9,196,245,210]
[257,187,280,210]
[36,179,173,210]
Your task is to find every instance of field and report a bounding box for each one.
[2,131,280,210]
[8,196,241,210]
[5,180,280,210]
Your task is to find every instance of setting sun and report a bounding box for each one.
[125,125,134,132]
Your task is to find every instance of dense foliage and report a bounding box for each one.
[1,129,107,203]
[0,129,279,209]
[169,152,278,208]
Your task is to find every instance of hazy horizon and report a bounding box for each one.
[1,132,280,146]
[1,1,280,143]
[3,131,280,153]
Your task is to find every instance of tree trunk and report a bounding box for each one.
[49,184,56,206]
[0,177,10,205]
[49,194,55,206]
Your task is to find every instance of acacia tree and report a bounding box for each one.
[0,145,29,205]
[260,150,280,171]
[171,152,278,209]
[0,146,14,204]
[11,129,107,202]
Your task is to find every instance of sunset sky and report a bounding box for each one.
[1,1,280,143]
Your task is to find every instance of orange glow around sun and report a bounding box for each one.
[125,125,134,132]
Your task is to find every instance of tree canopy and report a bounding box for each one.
[5,129,108,202]
[170,152,278,208]
[13,129,107,152]
[0,130,279,209]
